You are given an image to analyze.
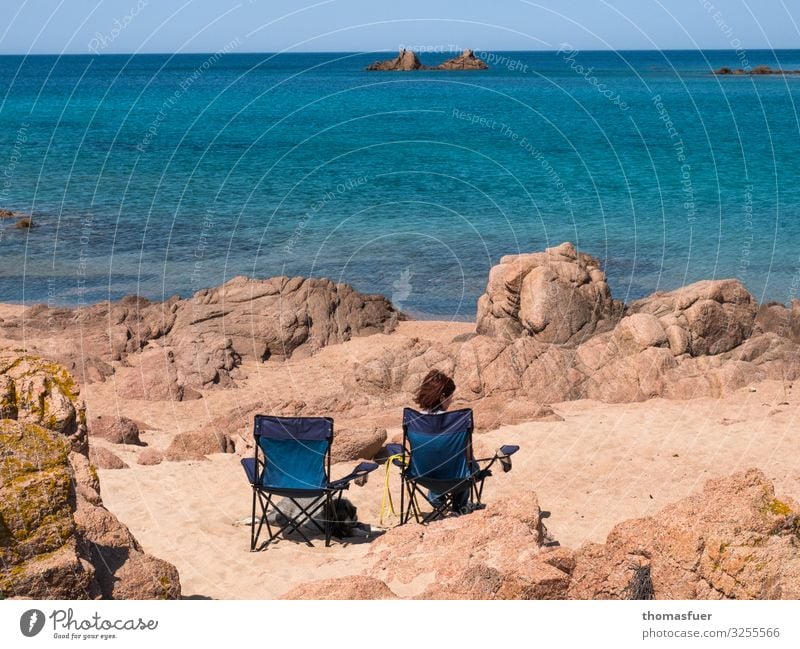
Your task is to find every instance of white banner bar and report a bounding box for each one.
[1,600,798,648]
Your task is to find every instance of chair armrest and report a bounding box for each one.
[241,458,258,485]
[329,461,379,490]
[473,446,521,474]
[385,443,406,468]
[385,443,403,456]
[497,445,519,473]
[352,461,380,475]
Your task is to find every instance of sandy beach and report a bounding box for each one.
[79,321,800,599]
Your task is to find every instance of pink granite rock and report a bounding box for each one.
[0,352,180,599]
[568,469,800,599]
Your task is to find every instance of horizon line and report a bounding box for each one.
[2,47,800,57]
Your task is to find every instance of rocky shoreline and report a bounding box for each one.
[2,241,800,599]
[3,242,798,419]
[3,241,800,462]
[0,275,400,400]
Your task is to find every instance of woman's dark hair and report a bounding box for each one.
[415,369,456,412]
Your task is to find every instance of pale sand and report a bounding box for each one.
[0,303,26,320]
[4,309,797,599]
[91,320,799,598]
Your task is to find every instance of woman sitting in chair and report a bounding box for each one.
[414,369,473,514]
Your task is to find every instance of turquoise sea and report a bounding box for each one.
[1,50,800,317]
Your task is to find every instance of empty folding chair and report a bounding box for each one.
[241,414,378,550]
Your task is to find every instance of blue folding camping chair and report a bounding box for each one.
[386,407,520,524]
[241,414,378,550]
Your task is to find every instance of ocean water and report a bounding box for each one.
[1,50,800,318]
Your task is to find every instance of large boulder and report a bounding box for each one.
[0,420,96,598]
[0,276,399,395]
[171,336,241,389]
[568,469,800,599]
[578,336,678,402]
[113,341,232,402]
[331,427,387,462]
[365,491,572,599]
[0,353,83,445]
[346,332,578,411]
[176,275,398,362]
[0,352,181,599]
[476,242,623,345]
[346,337,452,398]
[73,501,180,600]
[628,279,757,356]
[574,325,800,403]
[468,245,793,405]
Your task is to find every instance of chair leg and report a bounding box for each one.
[250,488,258,551]
[325,493,332,548]
[399,476,405,525]
[475,477,487,504]
[402,486,410,524]
[402,481,414,525]
[255,494,279,551]
[254,492,272,550]
[407,484,422,524]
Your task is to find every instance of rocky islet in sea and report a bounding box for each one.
[366,48,489,71]
[714,64,800,75]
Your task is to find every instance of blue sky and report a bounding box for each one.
[0,0,797,54]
